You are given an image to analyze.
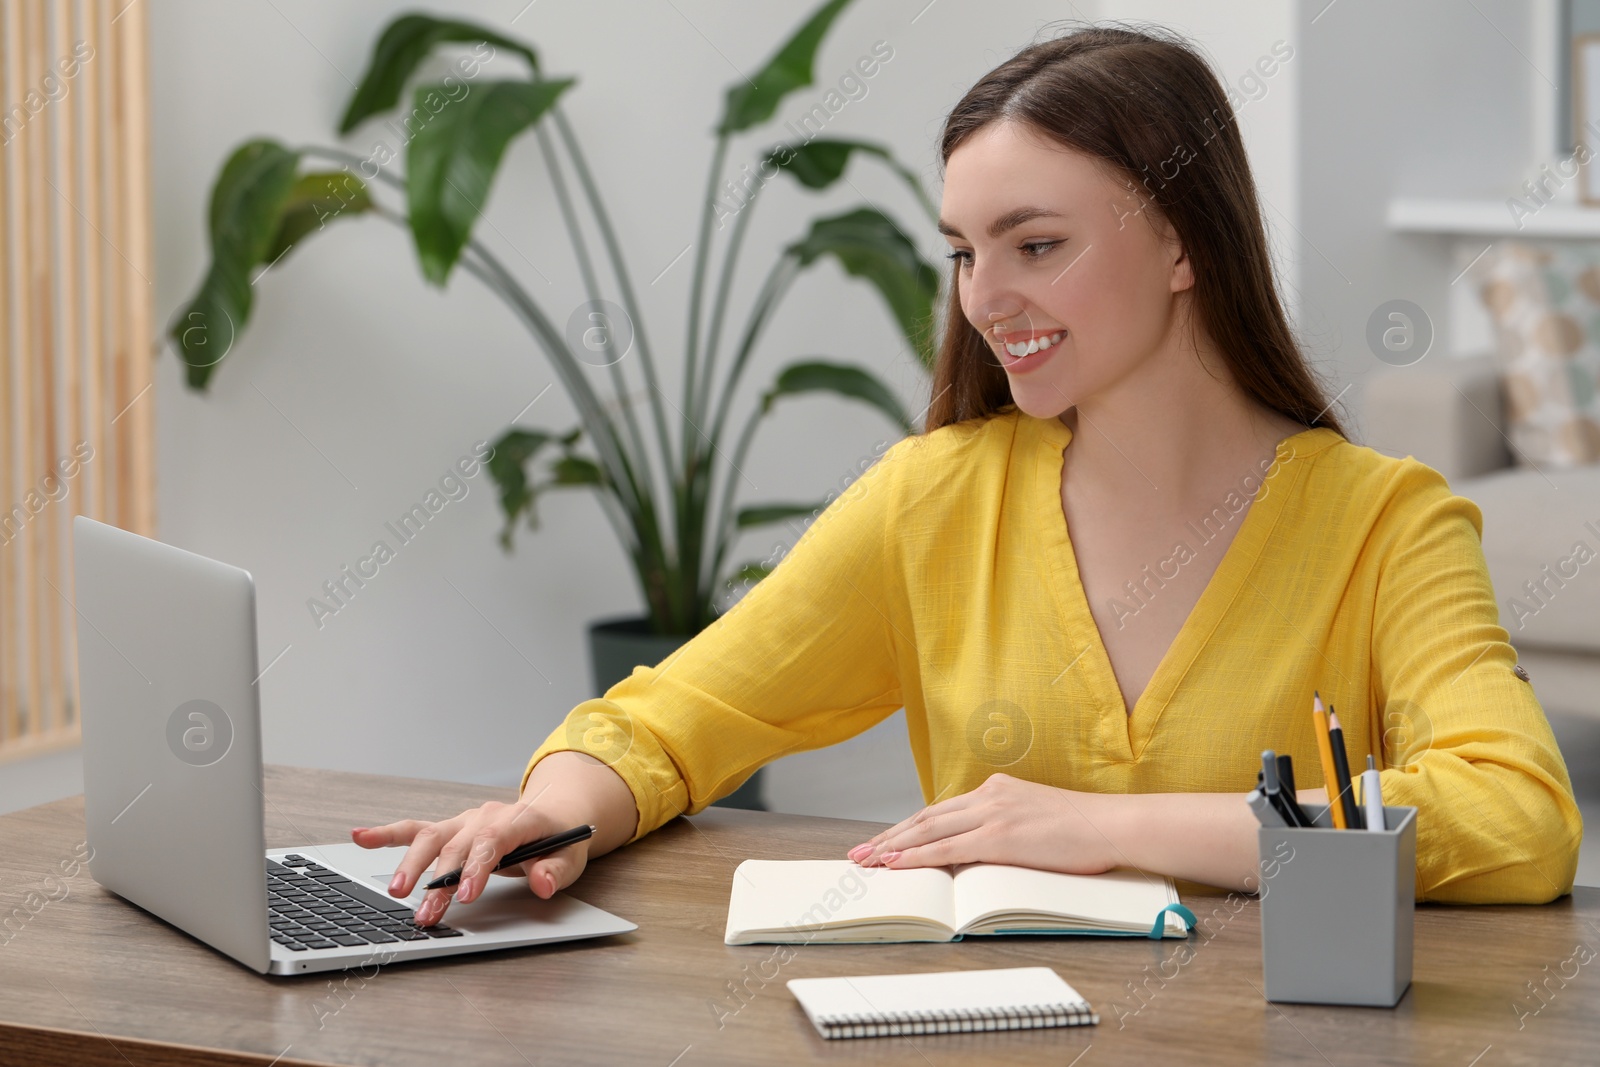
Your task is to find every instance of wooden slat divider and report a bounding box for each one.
[0,3,15,746]
[0,0,155,760]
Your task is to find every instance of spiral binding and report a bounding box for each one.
[814,1002,1099,1039]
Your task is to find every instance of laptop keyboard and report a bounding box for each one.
[267,853,463,952]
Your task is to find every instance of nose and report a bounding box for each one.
[961,253,1032,343]
[969,294,1027,345]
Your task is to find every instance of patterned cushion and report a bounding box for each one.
[1477,239,1600,467]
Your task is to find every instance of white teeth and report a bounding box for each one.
[1004,331,1063,357]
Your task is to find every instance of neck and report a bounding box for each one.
[1056,340,1302,510]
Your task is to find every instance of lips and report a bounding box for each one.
[996,328,1064,371]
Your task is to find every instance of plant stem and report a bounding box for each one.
[667,132,732,630]
[548,107,691,630]
[452,242,676,625]
[690,155,765,605]
[683,133,730,453]
[705,252,802,457]
[300,146,645,517]
[447,247,639,548]
[463,240,675,605]
[691,253,800,613]
[533,121,656,524]
[703,402,767,605]
[696,163,760,433]
[303,146,676,620]
[550,106,678,487]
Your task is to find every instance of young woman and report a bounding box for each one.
[354,25,1581,926]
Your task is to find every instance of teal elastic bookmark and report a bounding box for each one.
[1147,903,1198,939]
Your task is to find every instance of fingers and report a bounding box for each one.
[411,822,491,928]
[846,793,979,864]
[523,843,588,900]
[351,819,436,850]
[873,829,985,869]
[854,806,986,866]
[349,800,584,927]
[415,801,572,926]
[383,815,469,900]
[460,801,566,903]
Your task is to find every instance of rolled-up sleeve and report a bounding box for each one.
[520,437,913,843]
[1370,461,1583,903]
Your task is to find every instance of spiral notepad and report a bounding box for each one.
[787,966,1098,1039]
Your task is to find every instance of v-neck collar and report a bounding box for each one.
[1026,409,1338,761]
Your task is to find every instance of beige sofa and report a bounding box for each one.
[1363,355,1600,721]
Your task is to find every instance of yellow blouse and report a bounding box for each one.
[523,406,1582,904]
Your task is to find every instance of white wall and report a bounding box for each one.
[5,0,1318,812]
[141,0,1102,794]
[1296,0,1542,440]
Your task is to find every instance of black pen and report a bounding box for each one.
[423,824,596,891]
[1275,753,1316,828]
[1259,750,1298,828]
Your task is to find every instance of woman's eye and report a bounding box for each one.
[944,249,972,267]
[1022,241,1059,258]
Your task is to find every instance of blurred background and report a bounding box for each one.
[1,0,1595,885]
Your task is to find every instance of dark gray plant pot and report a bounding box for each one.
[586,615,766,811]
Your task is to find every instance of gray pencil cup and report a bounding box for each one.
[1256,804,1417,1007]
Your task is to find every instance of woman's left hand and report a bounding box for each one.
[846,772,1125,874]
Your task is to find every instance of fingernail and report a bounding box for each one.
[352,826,369,834]
[389,873,405,895]
[880,850,901,864]
[847,843,871,861]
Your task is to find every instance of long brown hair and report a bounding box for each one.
[922,23,1346,439]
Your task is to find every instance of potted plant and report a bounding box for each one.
[169,2,939,808]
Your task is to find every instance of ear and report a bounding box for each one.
[1163,219,1194,294]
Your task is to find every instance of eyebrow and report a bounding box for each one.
[937,205,1067,240]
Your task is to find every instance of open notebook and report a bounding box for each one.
[725,860,1191,944]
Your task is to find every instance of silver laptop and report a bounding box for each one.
[72,515,636,976]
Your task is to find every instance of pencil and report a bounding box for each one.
[1326,709,1364,830]
[1311,691,1347,829]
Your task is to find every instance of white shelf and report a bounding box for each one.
[1387,196,1600,238]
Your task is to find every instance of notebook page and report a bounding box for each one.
[950,864,1176,931]
[788,966,1089,1018]
[726,860,956,938]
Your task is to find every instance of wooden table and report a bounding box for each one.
[1,766,1595,1066]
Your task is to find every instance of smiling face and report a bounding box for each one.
[939,119,1197,421]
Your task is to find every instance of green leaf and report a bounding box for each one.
[735,502,826,529]
[764,138,936,220]
[485,427,606,549]
[717,0,853,135]
[339,14,540,133]
[486,427,565,548]
[551,455,605,486]
[786,208,940,369]
[262,171,373,267]
[407,79,575,286]
[761,359,910,432]
[727,562,775,586]
[169,139,301,390]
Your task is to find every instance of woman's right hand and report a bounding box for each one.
[352,798,592,926]
[349,750,639,927]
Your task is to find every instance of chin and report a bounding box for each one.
[1006,383,1074,422]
